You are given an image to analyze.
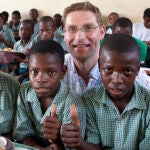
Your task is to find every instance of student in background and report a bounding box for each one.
[33,16,55,42]
[12,19,34,83]
[29,8,39,38]
[10,10,21,41]
[0,71,20,140]
[61,33,150,150]
[105,12,119,35]
[13,40,86,149]
[53,13,62,30]
[112,17,148,64]
[1,11,9,27]
[133,8,150,45]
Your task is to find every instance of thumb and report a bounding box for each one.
[70,104,80,126]
[51,104,57,118]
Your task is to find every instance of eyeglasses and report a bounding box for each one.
[64,24,100,34]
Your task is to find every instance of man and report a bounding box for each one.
[63,1,105,95]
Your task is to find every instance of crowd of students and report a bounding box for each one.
[0,1,150,150]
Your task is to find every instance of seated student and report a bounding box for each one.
[29,8,39,38]
[33,16,56,42]
[1,11,9,27]
[53,13,62,30]
[0,71,20,140]
[105,12,119,35]
[0,13,15,49]
[112,17,149,64]
[133,8,150,45]
[61,33,150,150]
[12,19,34,83]
[13,40,86,149]
[10,10,21,41]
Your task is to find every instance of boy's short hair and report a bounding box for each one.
[63,1,103,26]
[0,13,3,20]
[1,11,9,19]
[12,10,21,18]
[143,8,150,18]
[39,16,54,25]
[113,17,133,30]
[29,40,65,65]
[21,19,34,30]
[100,33,140,60]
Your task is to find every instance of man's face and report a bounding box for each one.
[39,22,55,40]
[99,50,139,101]
[64,11,105,62]
[29,53,66,99]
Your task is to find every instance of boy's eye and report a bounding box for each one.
[124,69,132,75]
[48,71,56,77]
[104,67,112,73]
[30,69,38,75]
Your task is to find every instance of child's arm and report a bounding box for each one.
[61,104,103,150]
[43,105,61,143]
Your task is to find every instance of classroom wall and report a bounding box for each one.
[2,0,149,25]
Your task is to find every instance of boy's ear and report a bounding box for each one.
[61,65,67,78]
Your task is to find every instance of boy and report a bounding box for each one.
[61,33,150,149]
[10,10,21,41]
[112,17,148,64]
[133,8,150,45]
[33,16,55,42]
[29,8,39,38]
[13,40,86,149]
[0,71,20,140]
[12,19,34,83]
[105,12,119,35]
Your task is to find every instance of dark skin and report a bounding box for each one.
[22,53,67,150]
[99,50,140,114]
[12,22,34,83]
[39,21,55,40]
[61,49,140,149]
[0,17,14,48]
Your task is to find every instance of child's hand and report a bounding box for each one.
[44,105,60,143]
[60,104,82,148]
[24,48,31,56]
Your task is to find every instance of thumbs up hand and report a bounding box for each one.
[44,104,61,143]
[60,104,82,148]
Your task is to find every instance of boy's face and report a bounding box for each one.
[99,50,140,101]
[143,16,150,29]
[29,53,66,98]
[29,10,38,20]
[0,17,4,29]
[112,26,132,36]
[108,14,119,25]
[39,21,55,40]
[12,14,20,25]
[19,23,33,40]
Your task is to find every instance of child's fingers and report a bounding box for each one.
[70,104,80,126]
[51,104,57,118]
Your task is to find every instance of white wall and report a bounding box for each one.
[2,0,149,24]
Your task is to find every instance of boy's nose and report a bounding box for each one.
[112,72,123,84]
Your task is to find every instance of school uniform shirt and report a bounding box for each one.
[0,71,20,134]
[13,81,86,142]
[53,26,68,52]
[83,83,150,150]
[0,25,16,49]
[14,38,35,69]
[63,53,102,95]
[133,22,150,41]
